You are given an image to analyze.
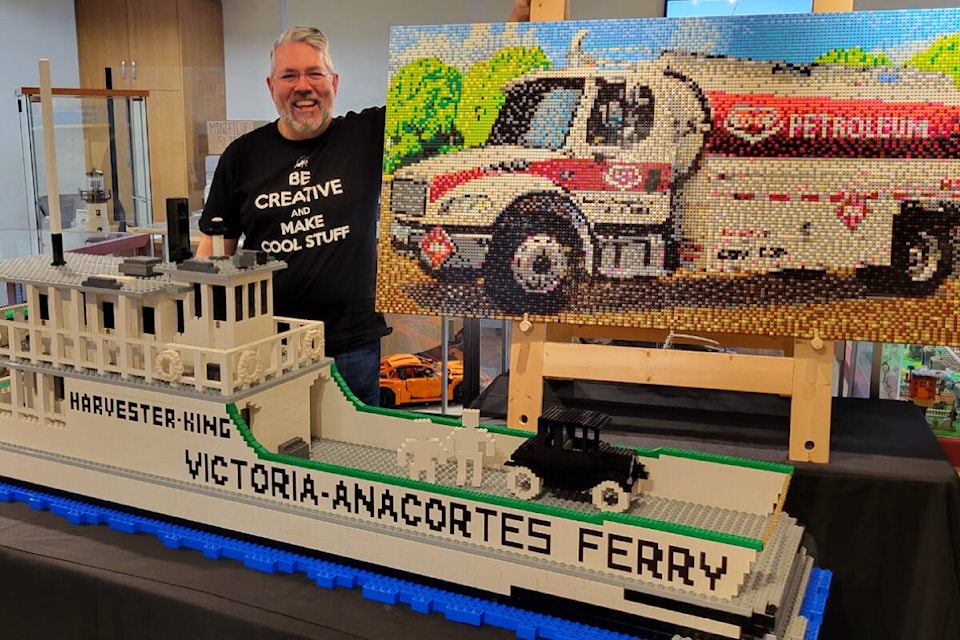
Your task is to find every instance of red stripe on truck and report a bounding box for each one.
[428,158,671,202]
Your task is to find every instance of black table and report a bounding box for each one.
[0,377,957,640]
[0,498,518,640]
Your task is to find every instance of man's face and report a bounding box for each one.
[267,42,339,140]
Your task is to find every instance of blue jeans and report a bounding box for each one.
[333,339,381,407]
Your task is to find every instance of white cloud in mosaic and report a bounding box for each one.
[886,37,938,65]
[668,17,725,55]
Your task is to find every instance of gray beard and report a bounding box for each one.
[280,105,329,138]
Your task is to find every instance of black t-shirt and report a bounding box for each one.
[200,108,389,355]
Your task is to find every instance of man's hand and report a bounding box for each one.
[509,0,531,22]
[195,233,238,258]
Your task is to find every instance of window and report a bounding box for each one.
[235,285,244,321]
[193,283,202,317]
[176,299,185,333]
[248,282,256,318]
[489,78,585,151]
[586,81,654,147]
[666,0,812,18]
[102,301,115,330]
[38,293,49,321]
[143,306,156,335]
[213,285,227,321]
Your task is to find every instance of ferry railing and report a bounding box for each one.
[139,318,323,394]
[0,307,324,396]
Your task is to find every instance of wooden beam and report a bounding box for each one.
[557,324,788,352]
[542,342,795,395]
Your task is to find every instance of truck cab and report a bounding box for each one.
[389,55,710,314]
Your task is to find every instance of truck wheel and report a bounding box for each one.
[379,388,396,408]
[858,213,954,296]
[485,199,585,315]
[889,215,953,296]
[506,465,543,500]
[591,480,631,512]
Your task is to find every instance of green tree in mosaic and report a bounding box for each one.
[815,47,892,67]
[904,33,960,87]
[456,46,551,148]
[385,57,463,173]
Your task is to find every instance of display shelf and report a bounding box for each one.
[16,86,153,258]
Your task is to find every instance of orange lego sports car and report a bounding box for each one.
[378,353,467,408]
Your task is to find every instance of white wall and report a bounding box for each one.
[0,0,79,257]
[221,0,667,118]
[221,0,283,120]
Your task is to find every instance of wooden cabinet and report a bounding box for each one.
[75,0,226,222]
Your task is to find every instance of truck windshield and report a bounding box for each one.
[487,78,585,151]
[586,80,655,147]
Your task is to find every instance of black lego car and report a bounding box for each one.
[504,406,648,512]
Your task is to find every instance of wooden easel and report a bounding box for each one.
[509,0,837,464]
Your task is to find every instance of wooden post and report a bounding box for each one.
[790,335,834,463]
[507,317,546,430]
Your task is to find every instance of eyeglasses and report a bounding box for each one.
[273,70,332,86]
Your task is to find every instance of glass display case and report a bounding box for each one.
[16,87,152,258]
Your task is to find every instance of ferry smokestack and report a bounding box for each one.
[211,217,226,257]
[166,197,192,263]
[38,58,66,266]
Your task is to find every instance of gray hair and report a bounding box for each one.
[270,26,336,75]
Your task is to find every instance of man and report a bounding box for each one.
[198,2,531,406]
[198,25,389,406]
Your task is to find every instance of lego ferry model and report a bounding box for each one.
[0,250,824,640]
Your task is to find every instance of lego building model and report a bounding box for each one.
[0,248,826,639]
[378,8,960,348]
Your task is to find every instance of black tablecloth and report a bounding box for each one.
[0,499,517,640]
[0,376,957,640]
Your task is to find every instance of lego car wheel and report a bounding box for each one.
[505,465,542,500]
[485,198,585,315]
[591,479,631,513]
[379,388,396,408]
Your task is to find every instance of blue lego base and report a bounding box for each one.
[800,563,832,640]
[0,479,831,640]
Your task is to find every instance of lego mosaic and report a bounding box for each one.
[378,9,960,346]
